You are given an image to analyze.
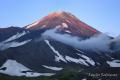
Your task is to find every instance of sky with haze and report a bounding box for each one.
[0,0,120,37]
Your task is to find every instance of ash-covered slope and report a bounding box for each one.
[0,27,27,42]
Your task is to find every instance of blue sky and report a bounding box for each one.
[0,0,120,37]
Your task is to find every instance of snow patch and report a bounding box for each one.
[42,65,63,71]
[40,25,46,29]
[0,59,55,77]
[0,40,31,50]
[82,78,87,80]
[107,60,120,67]
[55,25,61,29]
[45,40,67,63]
[66,20,71,23]
[4,31,27,42]
[26,21,40,29]
[62,23,68,28]
[105,54,114,59]
[76,49,86,54]
[77,53,95,66]
[65,56,89,66]
[65,30,71,33]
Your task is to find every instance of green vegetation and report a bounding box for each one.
[0,67,120,80]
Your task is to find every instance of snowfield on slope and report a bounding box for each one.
[0,59,55,77]
[107,60,120,67]
[44,40,95,66]
[4,31,28,42]
[45,40,67,63]
[0,40,31,50]
[77,53,95,66]
[42,65,63,71]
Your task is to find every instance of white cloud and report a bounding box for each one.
[42,28,111,52]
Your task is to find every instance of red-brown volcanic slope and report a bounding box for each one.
[25,11,100,37]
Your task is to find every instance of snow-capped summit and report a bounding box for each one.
[25,11,100,37]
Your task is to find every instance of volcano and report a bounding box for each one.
[0,11,120,80]
[25,11,100,37]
